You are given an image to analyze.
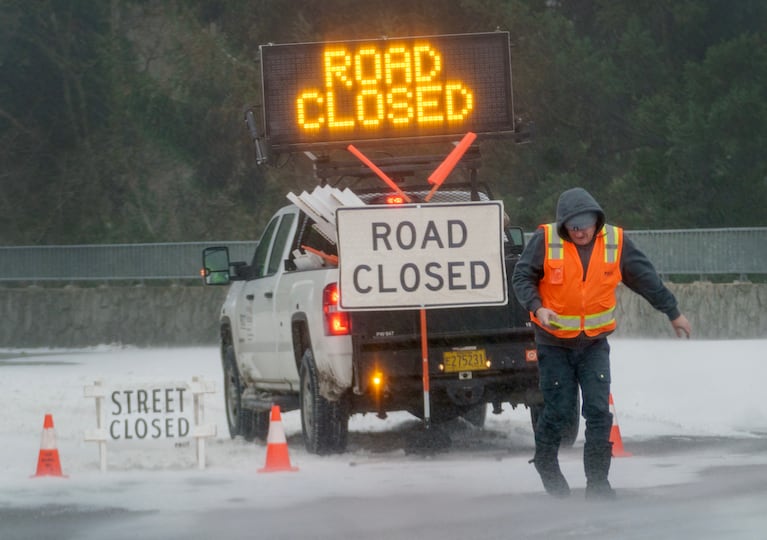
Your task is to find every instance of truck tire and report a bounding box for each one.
[241,409,271,443]
[223,345,245,439]
[223,345,270,442]
[529,393,581,448]
[461,403,488,428]
[299,349,349,455]
[256,410,271,440]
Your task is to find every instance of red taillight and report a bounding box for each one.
[323,283,350,336]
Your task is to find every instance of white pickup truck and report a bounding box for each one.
[202,183,578,454]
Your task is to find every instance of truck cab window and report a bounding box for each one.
[267,214,296,275]
[251,216,280,278]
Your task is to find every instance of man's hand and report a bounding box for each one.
[535,307,561,329]
[671,314,692,339]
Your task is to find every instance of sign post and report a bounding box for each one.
[420,308,431,428]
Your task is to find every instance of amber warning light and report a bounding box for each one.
[260,32,514,150]
[385,194,406,205]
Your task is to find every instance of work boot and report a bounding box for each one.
[584,441,616,500]
[530,445,570,498]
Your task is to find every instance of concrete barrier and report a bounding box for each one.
[0,285,228,348]
[0,283,765,348]
[614,282,767,340]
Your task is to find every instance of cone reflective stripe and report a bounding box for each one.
[258,405,298,473]
[608,394,632,458]
[33,413,66,477]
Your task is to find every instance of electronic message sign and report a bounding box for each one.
[260,32,514,150]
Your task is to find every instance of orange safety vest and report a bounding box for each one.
[531,223,624,338]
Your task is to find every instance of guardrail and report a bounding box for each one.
[0,241,257,282]
[627,228,767,278]
[0,228,765,283]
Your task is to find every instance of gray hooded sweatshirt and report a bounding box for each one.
[511,187,681,348]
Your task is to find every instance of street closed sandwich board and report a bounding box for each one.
[336,201,507,310]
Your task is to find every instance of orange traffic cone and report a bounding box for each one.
[608,394,632,458]
[32,414,66,477]
[258,405,298,473]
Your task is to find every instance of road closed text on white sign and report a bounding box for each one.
[108,383,191,441]
[84,378,217,471]
[336,202,507,310]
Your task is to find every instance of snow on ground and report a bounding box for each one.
[0,339,765,520]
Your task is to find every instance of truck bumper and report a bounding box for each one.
[351,335,542,416]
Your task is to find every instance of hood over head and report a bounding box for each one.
[555,187,605,242]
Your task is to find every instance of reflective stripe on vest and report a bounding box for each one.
[544,223,564,260]
[603,225,619,264]
[548,308,617,332]
[584,306,616,330]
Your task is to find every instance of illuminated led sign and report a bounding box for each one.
[260,32,514,150]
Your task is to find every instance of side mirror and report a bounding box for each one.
[505,226,525,256]
[201,246,231,285]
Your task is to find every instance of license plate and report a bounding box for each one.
[443,349,488,373]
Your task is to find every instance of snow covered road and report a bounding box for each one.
[1,340,766,539]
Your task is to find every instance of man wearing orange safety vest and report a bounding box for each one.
[512,187,692,499]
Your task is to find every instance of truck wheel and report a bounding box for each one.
[240,409,271,442]
[223,345,245,439]
[223,345,270,442]
[461,403,487,428]
[299,349,349,455]
[529,393,581,448]
[255,410,271,440]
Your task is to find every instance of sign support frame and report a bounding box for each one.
[420,308,431,429]
[83,378,217,471]
[341,135,496,436]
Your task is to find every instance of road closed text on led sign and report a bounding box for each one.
[260,32,514,150]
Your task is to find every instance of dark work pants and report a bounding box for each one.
[535,339,613,452]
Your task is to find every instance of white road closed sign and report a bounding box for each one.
[336,201,507,310]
